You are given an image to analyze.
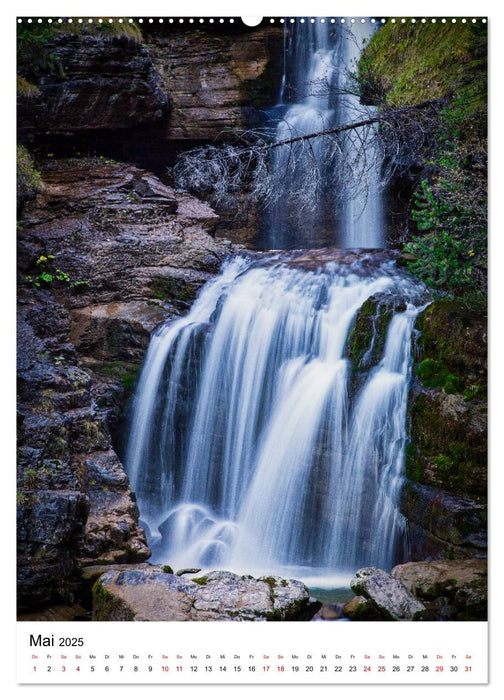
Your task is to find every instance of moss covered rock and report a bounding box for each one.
[346,294,395,372]
[359,22,486,111]
[403,300,487,559]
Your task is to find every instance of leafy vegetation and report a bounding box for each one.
[360,22,487,301]
[25,254,90,291]
[17,24,65,84]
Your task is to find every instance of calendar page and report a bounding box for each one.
[15,3,490,689]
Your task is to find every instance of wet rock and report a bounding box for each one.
[17,490,89,611]
[350,567,427,621]
[403,299,487,560]
[92,568,311,622]
[391,559,487,620]
[400,482,487,560]
[310,602,345,621]
[346,293,397,372]
[17,157,238,613]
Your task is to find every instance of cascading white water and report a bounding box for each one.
[123,20,427,588]
[266,19,383,250]
[338,22,384,247]
[125,254,426,584]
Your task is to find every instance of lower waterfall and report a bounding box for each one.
[125,253,427,586]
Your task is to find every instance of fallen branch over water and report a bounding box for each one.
[172,99,444,212]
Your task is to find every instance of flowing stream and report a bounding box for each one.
[124,20,427,587]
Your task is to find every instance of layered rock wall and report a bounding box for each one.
[17,158,235,613]
[18,26,283,154]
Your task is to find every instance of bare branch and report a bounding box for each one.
[171,99,444,215]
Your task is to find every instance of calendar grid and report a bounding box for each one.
[17,621,488,684]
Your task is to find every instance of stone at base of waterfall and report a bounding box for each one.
[391,560,487,620]
[350,567,427,621]
[92,568,310,621]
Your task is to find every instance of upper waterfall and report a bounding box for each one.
[262,19,384,250]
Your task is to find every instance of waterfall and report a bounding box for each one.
[125,255,426,584]
[338,21,384,248]
[123,19,427,587]
[265,19,383,250]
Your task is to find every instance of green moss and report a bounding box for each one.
[191,576,208,586]
[434,455,453,473]
[17,75,41,98]
[416,359,462,394]
[443,374,463,394]
[260,576,277,588]
[17,145,43,206]
[91,578,136,621]
[416,358,444,386]
[408,388,486,493]
[264,609,283,621]
[347,298,393,371]
[464,384,486,401]
[359,23,485,112]
[92,360,140,392]
[162,565,173,574]
[91,579,113,603]
[414,301,487,396]
[149,277,195,304]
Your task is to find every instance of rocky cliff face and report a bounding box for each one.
[16,22,281,615]
[17,157,235,613]
[402,301,487,560]
[148,28,283,140]
[18,27,283,164]
[18,33,168,146]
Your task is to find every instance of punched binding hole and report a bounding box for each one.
[241,16,263,26]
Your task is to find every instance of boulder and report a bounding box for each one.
[391,559,487,620]
[350,567,427,621]
[92,568,311,621]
